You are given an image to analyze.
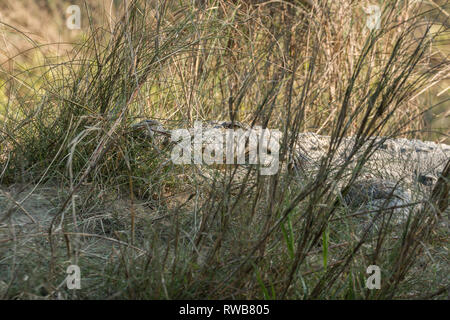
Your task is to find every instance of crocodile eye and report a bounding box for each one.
[417,174,436,186]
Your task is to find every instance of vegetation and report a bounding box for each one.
[0,0,448,299]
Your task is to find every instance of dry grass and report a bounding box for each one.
[0,0,448,299]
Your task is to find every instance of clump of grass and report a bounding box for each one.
[0,0,448,299]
